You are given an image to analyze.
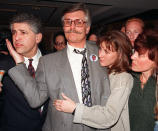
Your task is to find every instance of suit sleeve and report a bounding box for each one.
[8,57,49,108]
[73,73,133,129]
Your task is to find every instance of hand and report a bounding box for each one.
[0,82,3,92]
[53,93,76,113]
[6,39,24,64]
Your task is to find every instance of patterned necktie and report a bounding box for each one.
[74,49,92,107]
[28,59,35,78]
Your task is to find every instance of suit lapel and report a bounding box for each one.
[58,48,80,102]
[86,42,107,104]
[86,43,96,104]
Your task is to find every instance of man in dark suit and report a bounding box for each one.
[0,13,48,131]
[7,3,111,131]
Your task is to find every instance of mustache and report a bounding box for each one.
[65,29,82,34]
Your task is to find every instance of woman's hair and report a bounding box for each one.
[97,30,132,74]
[134,29,158,119]
[134,30,158,73]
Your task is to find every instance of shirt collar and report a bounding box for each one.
[24,49,42,63]
[67,43,86,54]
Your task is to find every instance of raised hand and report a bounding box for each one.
[6,39,24,64]
[53,93,76,113]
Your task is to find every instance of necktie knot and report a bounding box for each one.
[74,49,86,56]
[29,59,33,64]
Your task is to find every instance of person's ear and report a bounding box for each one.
[86,26,90,35]
[36,33,42,44]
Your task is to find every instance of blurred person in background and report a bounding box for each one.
[88,33,97,42]
[53,31,66,52]
[0,28,12,55]
[0,28,12,123]
[125,18,144,47]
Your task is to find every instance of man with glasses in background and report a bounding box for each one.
[125,17,144,47]
[6,3,110,131]
[53,31,66,52]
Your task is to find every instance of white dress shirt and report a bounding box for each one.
[67,43,87,103]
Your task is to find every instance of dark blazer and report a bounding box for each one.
[0,54,48,131]
[9,41,111,131]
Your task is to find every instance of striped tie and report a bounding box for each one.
[28,59,35,78]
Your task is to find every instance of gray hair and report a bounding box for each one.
[10,13,42,34]
[61,3,91,26]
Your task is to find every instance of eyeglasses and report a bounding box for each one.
[63,19,87,27]
[55,42,65,46]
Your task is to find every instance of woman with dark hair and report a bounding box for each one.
[129,29,158,131]
[53,30,133,131]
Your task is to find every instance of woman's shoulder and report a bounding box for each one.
[110,72,133,90]
[110,72,133,81]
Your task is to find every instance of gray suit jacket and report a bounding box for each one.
[9,41,111,131]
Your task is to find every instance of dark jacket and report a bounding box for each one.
[0,54,48,131]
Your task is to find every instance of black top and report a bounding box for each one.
[129,72,156,131]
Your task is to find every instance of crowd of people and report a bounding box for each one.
[0,2,158,131]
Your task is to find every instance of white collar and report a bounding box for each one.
[67,43,86,54]
[24,49,41,62]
